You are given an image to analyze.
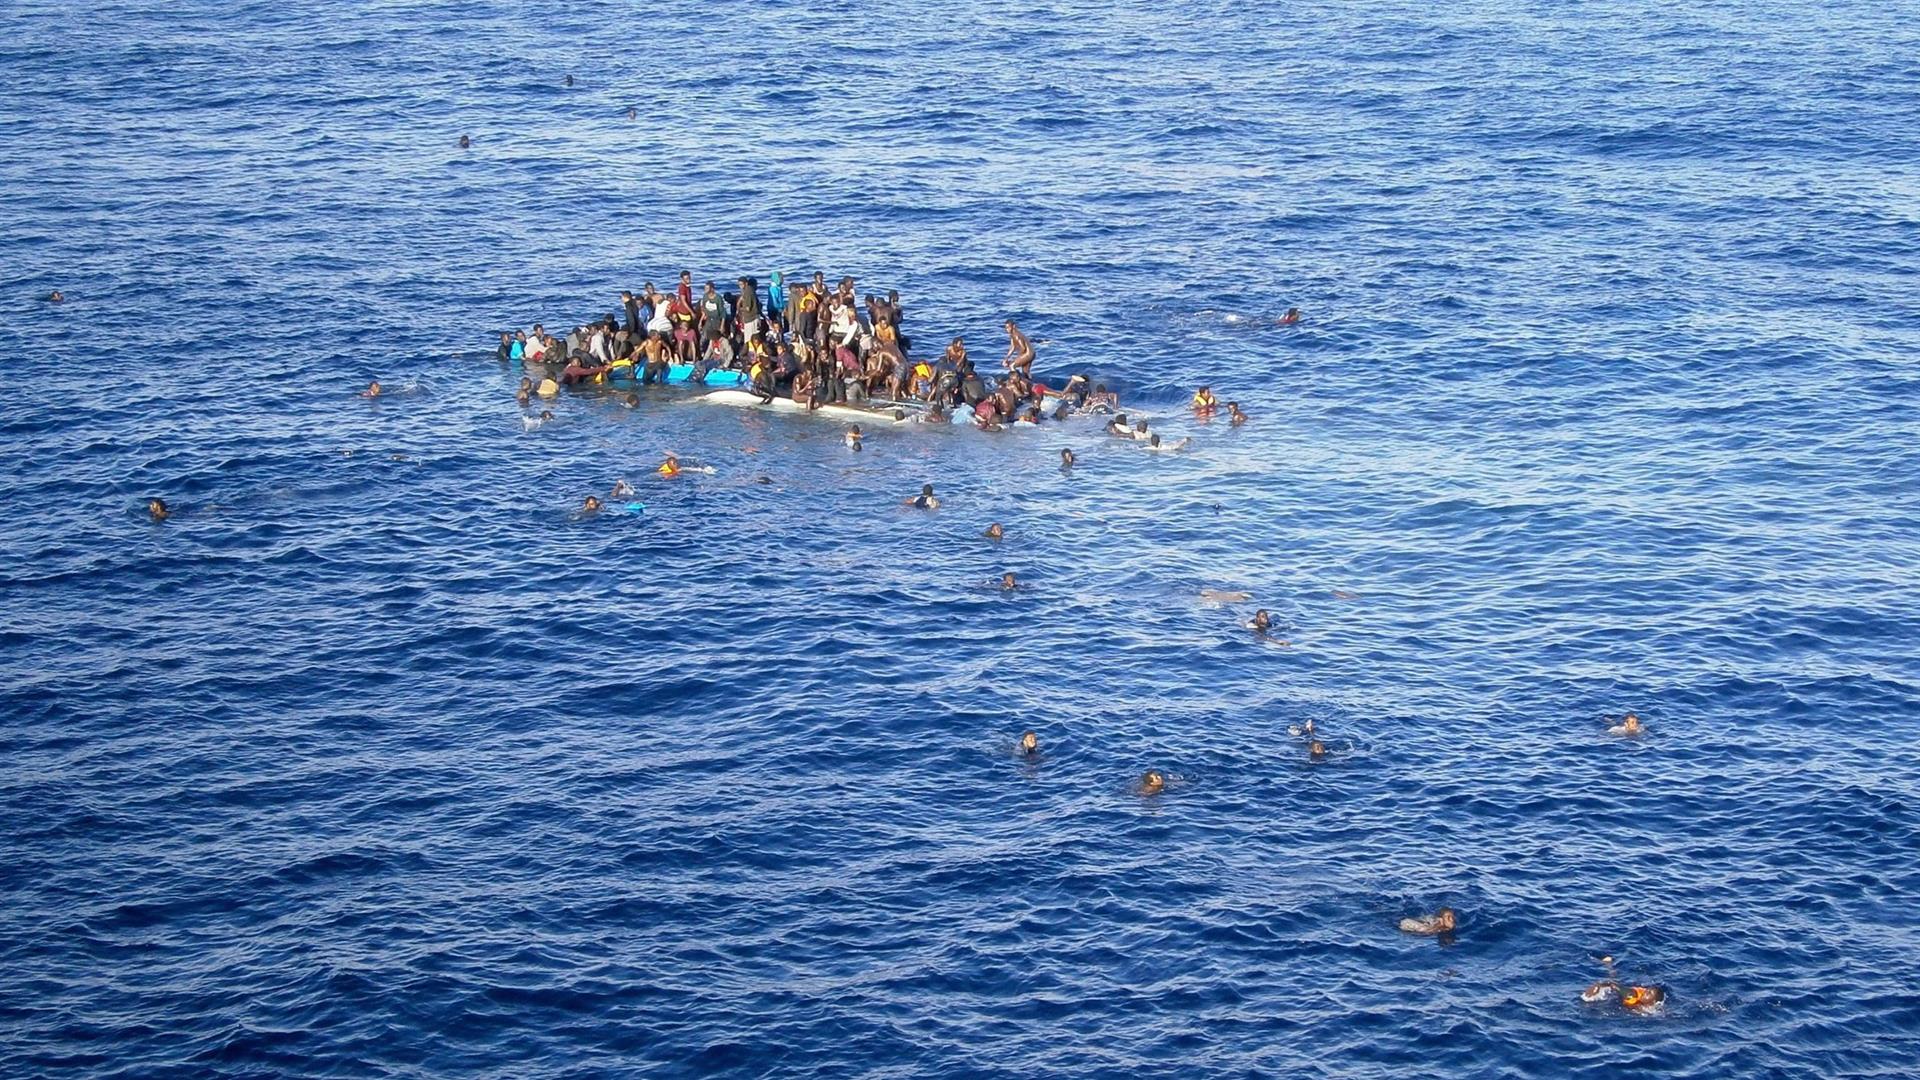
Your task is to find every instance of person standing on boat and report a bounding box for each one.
[699,282,729,354]
[621,290,642,335]
[1004,320,1034,378]
[735,276,762,345]
[769,272,789,321]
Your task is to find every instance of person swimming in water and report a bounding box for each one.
[361,381,381,398]
[1398,907,1457,936]
[1619,985,1665,1013]
[1288,717,1316,738]
[1138,770,1166,796]
[1146,434,1192,451]
[845,425,863,451]
[1228,402,1247,426]
[1000,572,1018,590]
[659,454,681,478]
[1105,414,1132,438]
[611,479,635,498]
[147,498,169,521]
[582,495,603,513]
[1247,609,1272,632]
[48,290,64,303]
[905,484,939,510]
[1019,731,1038,757]
[1608,713,1643,737]
[1279,308,1302,326]
[984,523,1004,540]
[1060,448,1075,469]
[1192,386,1219,416]
[1582,957,1664,1013]
[1308,740,1328,762]
[1131,420,1152,441]
[458,135,470,149]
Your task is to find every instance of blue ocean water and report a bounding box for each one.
[4,0,1920,1075]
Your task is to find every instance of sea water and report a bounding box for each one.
[2,1,1918,1076]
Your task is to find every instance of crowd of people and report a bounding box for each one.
[492,269,1258,434]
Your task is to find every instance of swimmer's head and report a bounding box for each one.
[1436,907,1457,932]
[1001,572,1017,589]
[516,390,531,406]
[1308,740,1327,760]
[626,106,637,120]
[564,74,574,86]
[1140,770,1166,795]
[985,523,1004,540]
[849,425,862,436]
[922,484,935,497]
[1621,713,1641,733]
[147,498,169,520]
[364,381,381,397]
[519,377,532,391]
[1134,420,1148,432]
[582,495,602,512]
[1149,434,1161,447]
[540,410,553,421]
[1061,449,1075,465]
[1251,609,1271,631]
[1020,731,1038,756]
[625,393,639,408]
[1620,985,1664,1011]
[458,134,470,149]
[48,290,64,302]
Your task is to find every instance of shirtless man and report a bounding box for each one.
[1003,319,1034,378]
